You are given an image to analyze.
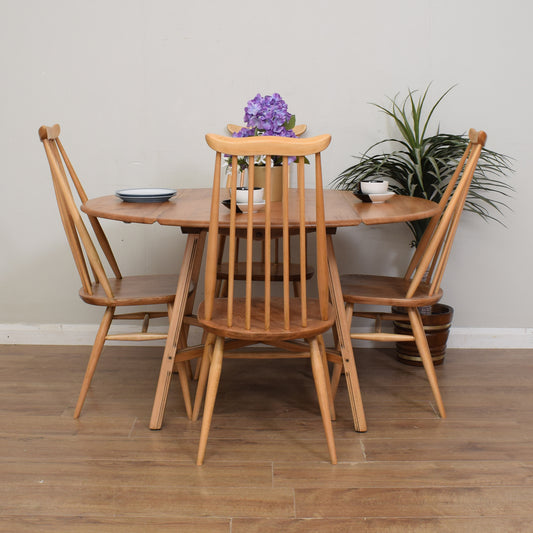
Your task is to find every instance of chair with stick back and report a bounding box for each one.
[336,128,487,418]
[194,133,337,465]
[39,124,193,418]
[215,124,311,299]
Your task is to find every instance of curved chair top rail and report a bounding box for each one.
[206,133,331,157]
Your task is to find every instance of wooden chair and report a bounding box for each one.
[194,133,337,465]
[38,124,192,419]
[215,123,312,298]
[337,129,487,418]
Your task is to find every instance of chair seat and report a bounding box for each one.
[79,274,179,306]
[340,274,443,308]
[217,261,314,281]
[198,297,335,341]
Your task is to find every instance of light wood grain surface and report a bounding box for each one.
[2,344,533,531]
[82,189,440,229]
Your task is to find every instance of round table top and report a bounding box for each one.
[82,188,440,230]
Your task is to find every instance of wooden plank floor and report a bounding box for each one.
[1,344,533,532]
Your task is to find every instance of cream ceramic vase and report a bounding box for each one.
[253,165,283,202]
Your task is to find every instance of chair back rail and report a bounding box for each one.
[39,125,121,298]
[404,129,486,299]
[221,124,309,289]
[55,136,122,280]
[203,133,331,332]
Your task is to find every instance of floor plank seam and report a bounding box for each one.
[360,439,367,461]
[127,416,137,439]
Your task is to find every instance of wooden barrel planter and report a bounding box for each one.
[392,304,454,366]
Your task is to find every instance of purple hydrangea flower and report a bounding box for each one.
[232,126,255,138]
[229,93,298,169]
[240,93,295,138]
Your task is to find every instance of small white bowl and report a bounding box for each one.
[369,192,394,203]
[237,200,265,213]
[235,187,264,204]
[360,180,389,194]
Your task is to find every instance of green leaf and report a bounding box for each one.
[285,114,296,130]
[332,84,514,246]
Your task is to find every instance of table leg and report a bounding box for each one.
[326,234,367,432]
[149,231,207,429]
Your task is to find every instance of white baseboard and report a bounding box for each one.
[0,324,532,349]
[0,323,201,347]
[448,327,533,349]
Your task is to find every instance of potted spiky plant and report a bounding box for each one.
[332,85,513,364]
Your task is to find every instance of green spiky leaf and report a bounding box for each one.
[331,85,514,246]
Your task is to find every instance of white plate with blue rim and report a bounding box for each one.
[116,188,177,203]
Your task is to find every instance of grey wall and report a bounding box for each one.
[1,0,530,343]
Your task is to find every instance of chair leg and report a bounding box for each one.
[329,321,342,400]
[196,336,224,465]
[345,302,354,331]
[169,302,194,415]
[407,307,447,418]
[176,360,193,420]
[218,279,228,298]
[309,337,337,464]
[292,280,301,297]
[192,333,215,421]
[330,363,342,401]
[330,304,353,400]
[318,335,336,421]
[194,328,211,380]
[169,302,194,380]
[73,306,114,419]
